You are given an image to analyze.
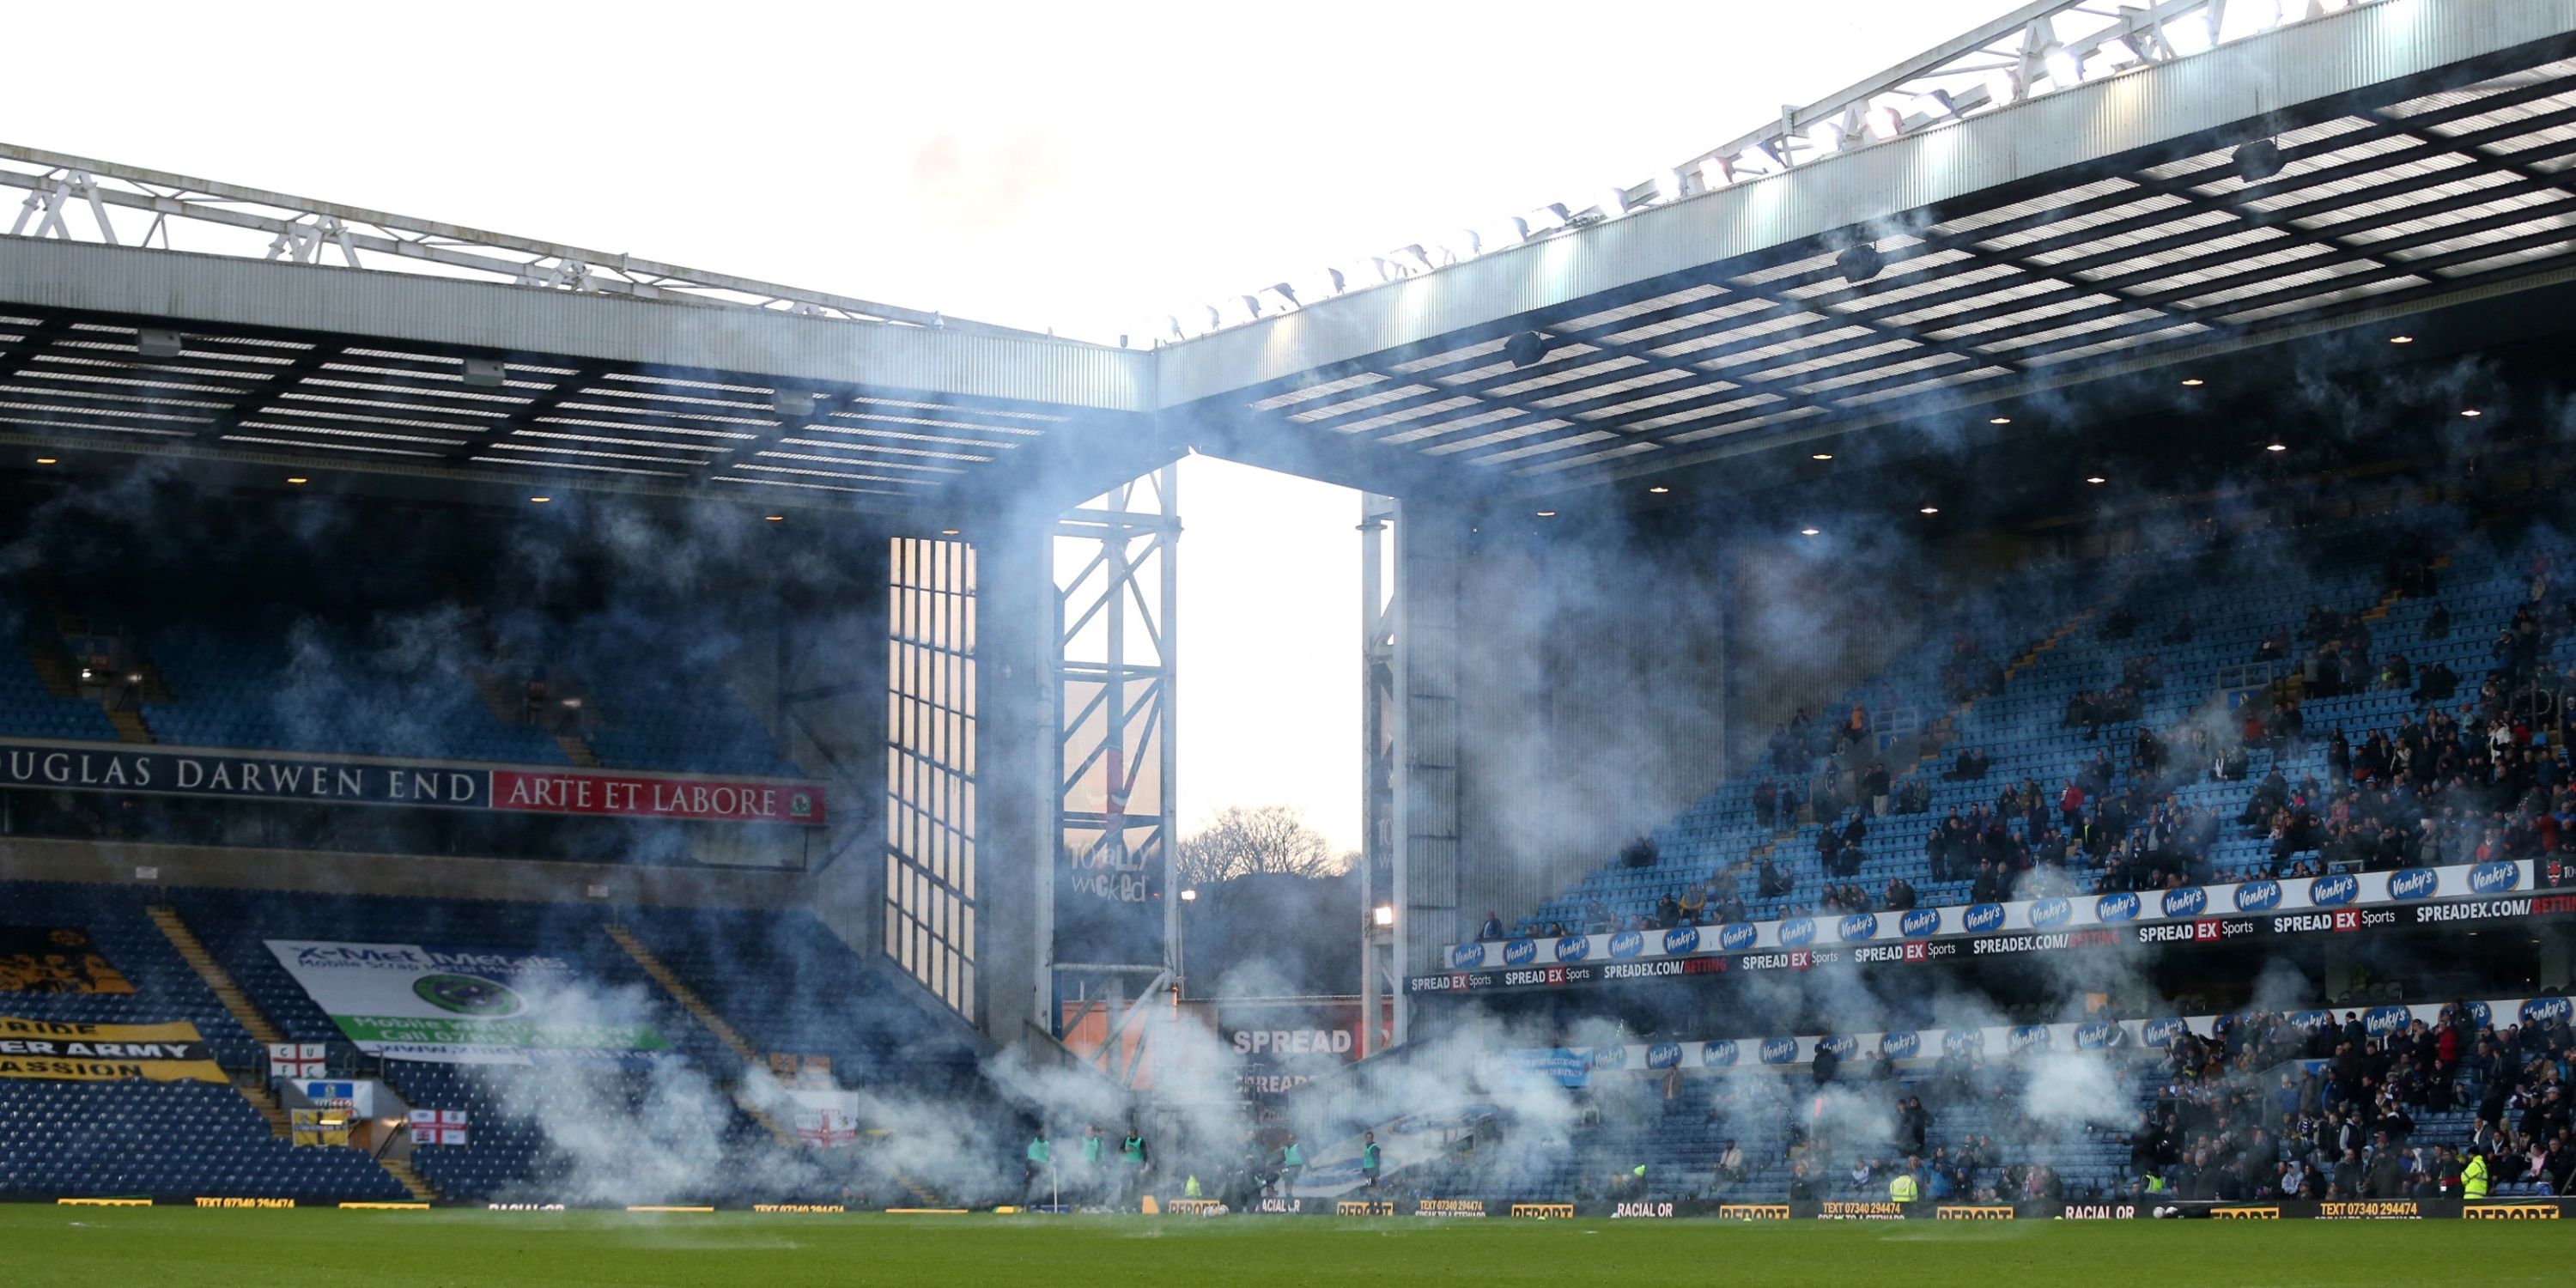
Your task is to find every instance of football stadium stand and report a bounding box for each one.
[0,879,1005,1206]
[1513,497,2573,940]
[3,550,800,778]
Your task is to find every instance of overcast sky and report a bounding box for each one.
[12,0,2012,854]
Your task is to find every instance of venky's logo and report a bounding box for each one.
[2521,996,2573,1026]
[2160,887,2207,919]
[1837,913,1878,943]
[2093,892,2141,923]
[2310,873,2359,906]
[1717,923,1758,952]
[1899,909,1941,939]
[2028,898,2073,929]
[1554,937,1590,963]
[412,973,523,1018]
[1607,931,1644,959]
[1777,917,1817,948]
[1963,903,2006,933]
[2233,880,2282,912]
[2388,869,2438,901]
[1503,939,1538,966]
[1661,927,1700,956]
[2469,861,2520,895]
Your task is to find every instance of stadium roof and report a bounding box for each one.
[5,0,2576,516]
[1157,0,2576,497]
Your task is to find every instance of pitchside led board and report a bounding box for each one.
[265,941,673,1064]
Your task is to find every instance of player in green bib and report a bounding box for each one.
[1081,1125,1106,1206]
[1120,1131,1146,1209]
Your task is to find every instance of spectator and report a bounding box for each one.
[2424,603,2451,641]
[1757,859,1794,900]
[1478,911,1504,941]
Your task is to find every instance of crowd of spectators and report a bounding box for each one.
[2123,1000,2575,1200]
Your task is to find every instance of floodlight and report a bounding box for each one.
[1504,331,1551,368]
[2044,45,2081,88]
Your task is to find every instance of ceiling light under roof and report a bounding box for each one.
[1811,453,1834,461]
[2086,476,2106,485]
[1800,527,1821,537]
[1919,507,1939,515]
[286,477,308,485]
[2461,409,2482,418]
[1648,486,1670,495]
[530,495,552,503]
[1534,510,1558,518]
[2180,378,2205,387]
[2390,335,2415,344]
[2265,443,2287,453]
[1990,416,2012,425]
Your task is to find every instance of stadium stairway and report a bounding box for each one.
[376,1156,438,1203]
[154,902,447,1203]
[602,924,799,1150]
[146,906,289,1138]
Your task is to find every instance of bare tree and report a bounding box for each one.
[1176,805,1343,888]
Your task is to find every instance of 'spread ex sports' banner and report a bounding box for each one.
[0,741,823,827]
[0,1017,228,1083]
[265,940,675,1065]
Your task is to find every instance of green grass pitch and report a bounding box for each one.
[4,1208,2568,1287]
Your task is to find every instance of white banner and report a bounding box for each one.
[1449,860,2538,969]
[1499,994,2576,1085]
[410,1107,469,1146]
[266,940,674,1065]
[292,1078,380,1117]
[787,1089,860,1149]
[269,1042,325,1078]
